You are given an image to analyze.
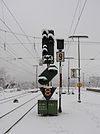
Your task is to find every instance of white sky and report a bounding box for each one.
[0,0,100,82]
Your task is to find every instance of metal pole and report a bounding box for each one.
[68,59,70,95]
[65,57,74,95]
[36,65,38,88]
[33,65,38,88]
[47,64,50,86]
[59,60,62,113]
[77,37,81,102]
[83,72,84,88]
[68,35,88,103]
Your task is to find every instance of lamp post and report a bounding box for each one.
[69,35,88,103]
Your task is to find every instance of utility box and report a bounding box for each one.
[48,100,58,115]
[38,99,58,116]
[38,100,47,115]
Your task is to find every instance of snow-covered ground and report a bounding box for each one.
[0,88,100,134]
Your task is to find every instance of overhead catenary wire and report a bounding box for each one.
[0,28,41,39]
[66,0,90,73]
[1,39,100,46]
[1,0,40,58]
[1,0,5,21]
[68,0,80,35]
[0,1,39,59]
[0,35,35,69]
[66,0,88,56]
[0,39,36,76]
[0,50,33,74]
[0,36,19,57]
[0,55,36,81]
[0,17,37,59]
[72,0,88,35]
[0,28,41,60]
[65,0,80,56]
[0,55,33,74]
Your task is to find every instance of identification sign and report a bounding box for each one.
[56,51,65,62]
[71,69,77,78]
[77,83,82,87]
[40,86,56,100]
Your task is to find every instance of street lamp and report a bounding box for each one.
[69,35,88,103]
[65,57,74,94]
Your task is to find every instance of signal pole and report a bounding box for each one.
[69,35,88,103]
[56,39,64,113]
[59,50,62,113]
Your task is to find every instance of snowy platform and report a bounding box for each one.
[1,88,100,134]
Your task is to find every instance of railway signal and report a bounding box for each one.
[40,86,56,100]
[48,30,54,64]
[42,30,48,64]
[57,39,64,50]
[38,29,58,116]
[38,65,58,85]
[42,29,54,64]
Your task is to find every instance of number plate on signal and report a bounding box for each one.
[56,51,65,62]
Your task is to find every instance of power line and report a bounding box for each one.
[0,36,35,73]
[1,1,40,60]
[0,56,33,74]
[1,0,40,58]
[65,0,80,56]
[64,40,100,45]
[0,29,41,60]
[73,0,88,35]
[0,47,33,74]
[0,28,41,39]
[0,17,37,59]
[0,36,41,72]
[1,31,100,46]
[68,0,80,35]
[1,0,5,22]
[1,0,33,39]
[0,36,18,56]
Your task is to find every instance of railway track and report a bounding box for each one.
[4,103,37,134]
[0,91,33,104]
[0,91,28,101]
[0,94,41,119]
[0,93,41,134]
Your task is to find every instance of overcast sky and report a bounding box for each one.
[0,0,100,83]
